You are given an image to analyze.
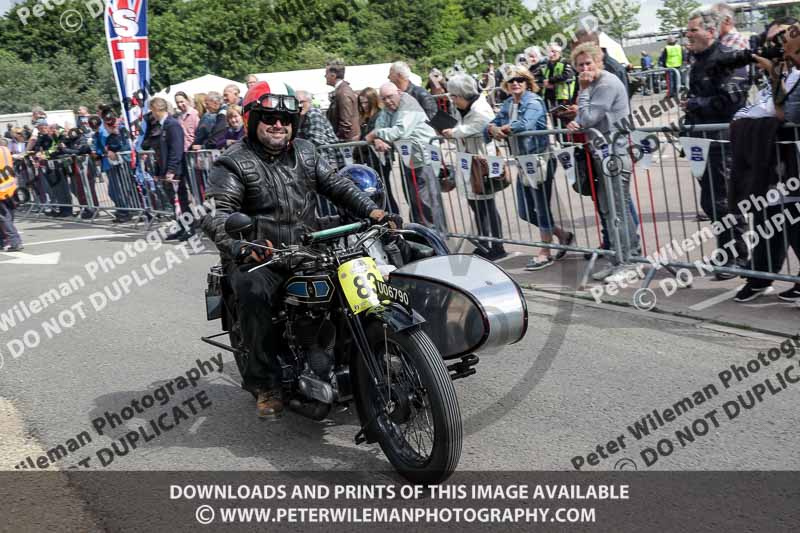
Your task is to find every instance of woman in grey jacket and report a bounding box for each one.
[567,43,639,283]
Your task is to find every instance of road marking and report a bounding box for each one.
[0,251,61,265]
[189,416,207,434]
[689,286,745,311]
[22,234,141,247]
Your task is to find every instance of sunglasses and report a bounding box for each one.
[508,77,527,84]
[244,93,299,114]
[257,112,292,126]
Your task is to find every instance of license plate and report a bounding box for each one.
[374,279,412,312]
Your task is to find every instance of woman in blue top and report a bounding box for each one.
[485,66,573,270]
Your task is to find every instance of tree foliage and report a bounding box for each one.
[0,0,573,113]
[657,0,701,34]
[590,0,641,40]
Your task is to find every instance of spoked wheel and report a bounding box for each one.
[355,321,462,484]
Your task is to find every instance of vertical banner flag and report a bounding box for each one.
[555,146,576,186]
[427,144,442,176]
[516,154,546,189]
[487,156,505,178]
[395,141,414,168]
[340,146,354,167]
[105,0,150,163]
[457,152,472,179]
[679,137,712,179]
[630,131,655,170]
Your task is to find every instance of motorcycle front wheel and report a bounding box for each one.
[354,321,462,485]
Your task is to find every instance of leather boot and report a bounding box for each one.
[256,388,284,420]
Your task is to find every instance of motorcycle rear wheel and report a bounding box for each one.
[355,322,462,485]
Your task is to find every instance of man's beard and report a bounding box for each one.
[257,127,289,153]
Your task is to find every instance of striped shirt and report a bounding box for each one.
[721,31,749,51]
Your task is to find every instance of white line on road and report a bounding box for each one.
[689,286,745,311]
[189,416,207,434]
[22,234,141,247]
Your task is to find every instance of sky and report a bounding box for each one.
[522,0,717,34]
[0,0,715,35]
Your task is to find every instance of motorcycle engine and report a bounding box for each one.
[289,314,336,377]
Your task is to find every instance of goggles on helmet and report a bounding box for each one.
[244,93,299,115]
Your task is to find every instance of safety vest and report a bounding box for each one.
[543,61,575,101]
[0,146,17,201]
[665,45,683,68]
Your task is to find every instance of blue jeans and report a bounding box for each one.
[600,197,639,249]
[516,156,556,231]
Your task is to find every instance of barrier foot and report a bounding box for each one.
[579,252,600,290]
[469,238,490,255]
[641,264,658,289]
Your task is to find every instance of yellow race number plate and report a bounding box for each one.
[338,257,384,314]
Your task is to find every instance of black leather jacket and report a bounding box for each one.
[204,137,378,261]
[686,41,749,125]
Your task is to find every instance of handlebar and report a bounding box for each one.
[302,220,370,244]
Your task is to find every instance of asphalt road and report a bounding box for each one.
[1,217,799,477]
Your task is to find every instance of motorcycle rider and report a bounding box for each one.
[203,82,387,419]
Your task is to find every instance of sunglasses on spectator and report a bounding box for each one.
[508,77,527,84]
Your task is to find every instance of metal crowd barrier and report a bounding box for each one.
[627,67,685,131]
[316,123,800,291]
[16,123,799,294]
[624,123,800,289]
[17,150,175,225]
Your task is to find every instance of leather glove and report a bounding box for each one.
[229,239,252,263]
[379,213,404,229]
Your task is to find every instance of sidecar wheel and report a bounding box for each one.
[354,322,462,485]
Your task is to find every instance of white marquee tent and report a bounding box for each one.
[252,63,423,109]
[152,64,423,110]
[599,32,629,66]
[153,74,246,101]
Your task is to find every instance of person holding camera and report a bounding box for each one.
[683,8,750,280]
[729,18,800,303]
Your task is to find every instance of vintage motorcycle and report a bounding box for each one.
[203,214,528,484]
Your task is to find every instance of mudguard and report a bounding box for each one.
[364,303,426,333]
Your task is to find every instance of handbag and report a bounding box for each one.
[571,145,600,197]
[470,155,511,195]
[438,164,456,193]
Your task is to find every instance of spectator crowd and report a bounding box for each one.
[4,1,800,309]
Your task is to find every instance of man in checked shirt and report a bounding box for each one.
[712,2,750,51]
